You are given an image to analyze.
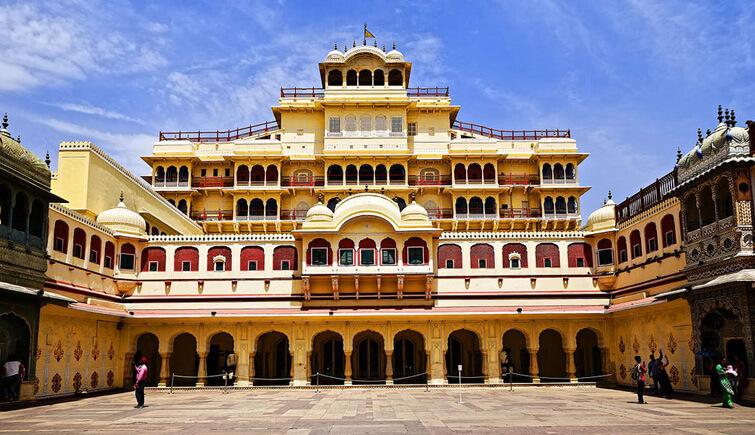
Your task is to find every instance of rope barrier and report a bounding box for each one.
[502,371,613,381]
[313,372,429,383]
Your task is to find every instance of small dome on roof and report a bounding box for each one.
[400,201,429,221]
[96,195,146,238]
[325,46,345,62]
[305,201,334,222]
[584,197,616,233]
[386,48,404,61]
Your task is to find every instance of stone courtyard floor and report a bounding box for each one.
[0,386,753,434]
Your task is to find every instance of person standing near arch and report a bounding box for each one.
[630,355,647,404]
[2,354,25,402]
[134,356,149,408]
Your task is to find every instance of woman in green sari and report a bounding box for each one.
[715,358,736,408]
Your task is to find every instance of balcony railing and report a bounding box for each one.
[153,180,190,188]
[426,208,453,219]
[280,209,308,221]
[159,120,279,142]
[500,208,542,218]
[498,174,540,185]
[457,212,499,220]
[281,176,325,187]
[191,210,233,221]
[326,178,405,186]
[453,120,570,141]
[280,87,325,98]
[191,177,234,188]
[407,87,449,97]
[542,212,580,220]
[541,177,577,185]
[616,169,677,224]
[409,175,452,186]
[234,180,281,188]
[453,178,498,185]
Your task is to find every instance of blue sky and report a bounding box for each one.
[2,0,754,215]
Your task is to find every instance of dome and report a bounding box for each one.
[96,197,147,238]
[386,49,404,61]
[400,201,429,221]
[305,201,334,222]
[584,198,616,233]
[325,48,345,62]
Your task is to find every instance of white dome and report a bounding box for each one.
[96,198,147,237]
[325,48,345,62]
[305,202,334,222]
[584,199,616,232]
[400,201,429,221]
[386,49,404,61]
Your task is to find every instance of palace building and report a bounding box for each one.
[1,40,753,400]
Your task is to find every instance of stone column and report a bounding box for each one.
[158,352,171,387]
[236,352,251,387]
[528,348,540,383]
[344,351,352,385]
[566,348,577,383]
[196,352,207,387]
[385,351,394,385]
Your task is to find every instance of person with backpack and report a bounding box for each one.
[631,355,647,404]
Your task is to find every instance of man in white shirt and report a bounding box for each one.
[2,355,24,402]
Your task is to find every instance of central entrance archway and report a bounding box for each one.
[502,329,530,382]
[311,331,345,385]
[699,309,748,394]
[170,333,198,386]
[254,332,291,385]
[575,329,602,380]
[352,330,385,384]
[538,329,566,382]
[207,332,234,386]
[134,333,161,387]
[445,329,483,383]
[393,330,426,384]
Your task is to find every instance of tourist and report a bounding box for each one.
[648,352,660,395]
[731,354,747,402]
[656,350,673,399]
[2,355,24,402]
[631,355,647,404]
[715,358,736,408]
[134,356,148,408]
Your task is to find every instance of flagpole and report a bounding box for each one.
[363,23,367,45]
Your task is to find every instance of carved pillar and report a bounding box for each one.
[344,351,352,385]
[385,350,393,385]
[196,352,207,387]
[565,348,577,382]
[158,352,171,387]
[695,190,704,229]
[236,352,251,386]
[528,348,540,383]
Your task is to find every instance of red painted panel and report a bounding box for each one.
[470,243,494,268]
[241,246,265,271]
[207,246,232,271]
[438,244,462,268]
[174,247,199,271]
[53,220,69,253]
[535,243,560,267]
[140,247,166,272]
[502,243,528,268]
[273,246,297,270]
[567,243,593,268]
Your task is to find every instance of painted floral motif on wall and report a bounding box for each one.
[73,341,83,362]
[108,342,115,360]
[35,347,42,361]
[619,364,626,380]
[618,336,625,354]
[669,366,680,385]
[648,334,657,353]
[90,372,99,389]
[91,341,100,361]
[632,336,640,354]
[33,377,39,395]
[690,368,698,386]
[51,373,62,393]
[53,340,64,362]
[73,372,82,392]
[106,370,114,387]
[667,333,677,354]
[688,336,695,353]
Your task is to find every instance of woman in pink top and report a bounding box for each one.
[134,356,148,408]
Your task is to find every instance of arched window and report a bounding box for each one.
[597,239,613,266]
[265,198,278,218]
[420,168,439,183]
[484,197,496,216]
[168,199,176,207]
[119,243,136,270]
[104,241,115,269]
[345,115,357,133]
[375,164,387,183]
[388,69,403,86]
[455,197,467,215]
[617,236,628,263]
[535,243,560,268]
[273,246,297,270]
[454,163,466,183]
[236,165,249,184]
[345,164,358,184]
[266,165,278,185]
[53,220,69,253]
[567,243,592,268]
[250,165,265,185]
[29,199,45,238]
[438,244,461,269]
[308,238,331,266]
[554,163,565,180]
[644,222,658,253]
[630,229,642,259]
[141,247,166,272]
[151,226,159,236]
[72,228,86,259]
[375,116,387,132]
[89,235,101,264]
[389,164,405,184]
[155,166,165,184]
[470,243,494,269]
[327,165,343,184]
[467,163,482,182]
[177,199,188,215]
[716,178,733,219]
[542,163,552,180]
[567,196,577,214]
[358,69,372,86]
[555,197,566,214]
[174,246,199,272]
[359,164,374,184]
[483,163,496,183]
[294,169,313,184]
[236,199,248,219]
[346,69,357,86]
[544,197,554,215]
[380,238,397,265]
[207,246,231,271]
[358,238,377,266]
[469,197,483,215]
[373,70,385,86]
[294,201,310,220]
[394,197,407,211]
[403,237,428,265]
[359,116,371,132]
[327,197,340,211]
[0,184,11,225]
[178,166,189,185]
[250,198,264,218]
[699,186,715,226]
[241,246,265,271]
[327,70,342,86]
[503,243,527,268]
[11,192,28,232]
[166,166,177,183]
[685,195,700,231]
[565,163,575,180]
[661,214,676,247]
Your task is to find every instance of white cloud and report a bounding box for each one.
[49,102,146,125]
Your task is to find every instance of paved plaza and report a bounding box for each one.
[0,386,752,434]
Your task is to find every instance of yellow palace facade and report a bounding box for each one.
[1,41,753,400]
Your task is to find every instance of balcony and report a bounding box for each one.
[326,178,406,187]
[500,208,542,219]
[192,177,234,188]
[452,178,498,187]
[153,180,190,188]
[541,177,578,185]
[280,87,324,98]
[542,212,580,220]
[280,209,307,221]
[158,120,279,142]
[616,169,677,224]
[498,174,540,186]
[408,175,451,186]
[234,180,280,189]
[191,210,233,221]
[407,87,449,97]
[453,120,570,141]
[426,208,453,220]
[281,176,325,188]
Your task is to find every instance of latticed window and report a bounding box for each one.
[408,122,417,136]
[345,115,357,132]
[375,116,387,132]
[391,117,403,134]
[328,117,341,134]
[360,116,371,132]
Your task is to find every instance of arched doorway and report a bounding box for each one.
[254,332,291,386]
[700,309,748,395]
[393,330,426,384]
[445,329,483,383]
[0,313,31,388]
[575,329,602,379]
[352,331,385,384]
[207,332,234,386]
[311,331,345,385]
[502,329,530,382]
[538,329,566,382]
[133,333,161,387]
[170,333,198,387]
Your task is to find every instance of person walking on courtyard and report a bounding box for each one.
[134,356,148,408]
[716,358,736,408]
[648,353,660,395]
[2,355,25,402]
[731,354,747,402]
[631,355,647,404]
[656,350,673,399]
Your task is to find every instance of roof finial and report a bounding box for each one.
[697,128,703,143]
[119,190,124,203]
[352,39,356,48]
[1,113,7,130]
[717,105,723,123]
[676,146,683,162]
[608,190,612,200]
[724,108,730,124]
[16,135,20,143]
[44,151,50,168]
[730,109,736,126]
[382,44,386,52]
[334,42,338,50]
[373,39,377,47]
[392,41,396,50]
[706,128,711,136]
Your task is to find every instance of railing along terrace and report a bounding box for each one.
[190,210,233,221]
[153,180,190,188]
[453,120,570,141]
[407,87,449,97]
[191,177,234,188]
[500,208,542,218]
[408,175,452,186]
[426,208,453,219]
[281,176,325,187]
[280,87,325,98]
[615,169,677,224]
[280,210,307,221]
[498,174,540,185]
[159,120,279,142]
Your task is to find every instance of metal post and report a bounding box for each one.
[224,371,228,394]
[458,365,463,404]
[509,369,513,392]
[170,373,174,395]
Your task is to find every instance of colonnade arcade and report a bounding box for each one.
[129,323,606,386]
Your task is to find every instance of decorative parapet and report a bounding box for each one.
[50,203,114,235]
[440,231,585,240]
[148,233,295,243]
[616,197,679,231]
